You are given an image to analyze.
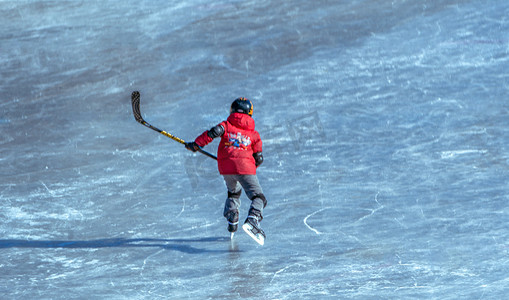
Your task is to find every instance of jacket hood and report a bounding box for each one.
[227,113,255,131]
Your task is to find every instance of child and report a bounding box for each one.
[185,97,267,245]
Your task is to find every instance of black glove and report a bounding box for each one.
[185,142,200,152]
[253,152,263,167]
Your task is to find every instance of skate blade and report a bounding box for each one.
[242,223,265,246]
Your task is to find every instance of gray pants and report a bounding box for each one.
[223,174,267,220]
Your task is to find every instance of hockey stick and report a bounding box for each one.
[131,91,217,160]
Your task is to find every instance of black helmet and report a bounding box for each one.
[230,97,253,116]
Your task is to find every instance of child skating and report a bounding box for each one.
[184,97,267,245]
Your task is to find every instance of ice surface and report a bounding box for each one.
[1,0,509,299]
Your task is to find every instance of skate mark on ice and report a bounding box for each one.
[168,219,222,235]
[440,149,487,159]
[40,181,55,197]
[175,197,185,218]
[140,248,165,280]
[303,207,332,235]
[355,192,384,223]
[270,262,304,284]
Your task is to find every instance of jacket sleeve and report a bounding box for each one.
[195,121,226,147]
[251,131,263,153]
[194,130,212,147]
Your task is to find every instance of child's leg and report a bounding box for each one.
[222,175,242,217]
[237,175,266,220]
[238,175,267,244]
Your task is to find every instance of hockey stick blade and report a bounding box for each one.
[131,91,144,123]
[130,91,217,160]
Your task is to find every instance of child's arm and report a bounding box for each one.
[185,123,226,152]
[252,131,263,167]
[195,124,225,146]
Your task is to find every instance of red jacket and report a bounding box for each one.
[195,113,262,175]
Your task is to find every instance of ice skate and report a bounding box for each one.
[225,210,239,238]
[242,215,265,246]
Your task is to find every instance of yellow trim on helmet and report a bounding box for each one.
[248,100,253,116]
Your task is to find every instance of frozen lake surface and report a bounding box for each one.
[1,0,508,299]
